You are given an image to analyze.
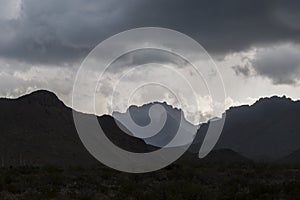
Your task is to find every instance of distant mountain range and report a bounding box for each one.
[211,96,300,161]
[0,90,300,166]
[113,102,197,147]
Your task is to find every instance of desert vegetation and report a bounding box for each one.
[0,162,300,200]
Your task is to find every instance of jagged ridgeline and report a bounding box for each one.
[0,90,300,166]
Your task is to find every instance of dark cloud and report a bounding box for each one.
[234,44,300,85]
[0,0,136,65]
[232,63,251,76]
[108,49,189,72]
[0,0,300,65]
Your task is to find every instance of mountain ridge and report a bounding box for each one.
[1,89,300,165]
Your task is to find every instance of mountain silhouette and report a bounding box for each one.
[1,90,300,166]
[0,90,149,166]
[280,148,300,163]
[113,102,198,147]
[192,96,300,161]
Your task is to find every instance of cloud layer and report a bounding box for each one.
[233,44,300,85]
[1,0,300,122]
[0,0,300,65]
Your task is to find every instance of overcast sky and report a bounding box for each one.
[1,0,300,123]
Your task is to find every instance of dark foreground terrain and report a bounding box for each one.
[1,162,300,200]
[2,91,300,200]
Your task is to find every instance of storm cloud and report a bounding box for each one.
[0,0,300,65]
[1,0,300,119]
[233,44,300,85]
